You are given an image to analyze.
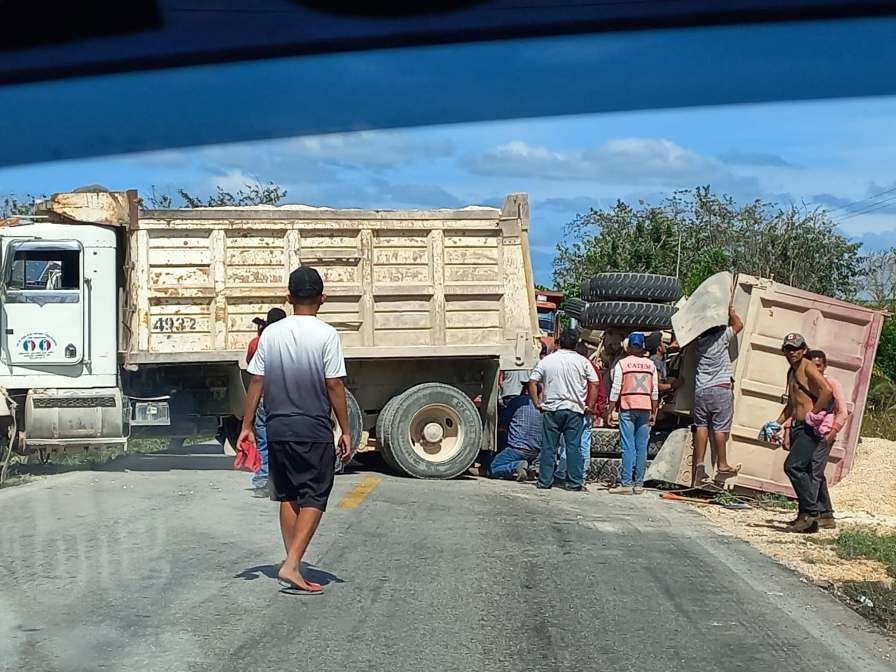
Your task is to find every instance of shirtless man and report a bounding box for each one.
[776,333,833,533]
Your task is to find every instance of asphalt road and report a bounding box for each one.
[1,448,894,672]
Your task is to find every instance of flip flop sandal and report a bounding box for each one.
[714,464,742,479]
[278,579,324,596]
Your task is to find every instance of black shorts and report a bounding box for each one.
[267,440,336,510]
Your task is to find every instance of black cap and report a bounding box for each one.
[266,307,287,324]
[288,266,324,299]
[253,307,287,329]
[644,331,663,354]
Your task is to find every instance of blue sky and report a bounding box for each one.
[2,96,895,285]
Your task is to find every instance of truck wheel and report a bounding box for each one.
[580,301,675,331]
[584,273,682,302]
[386,383,482,479]
[333,390,363,472]
[376,393,404,472]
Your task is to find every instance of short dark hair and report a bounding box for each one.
[806,349,827,365]
[558,328,579,350]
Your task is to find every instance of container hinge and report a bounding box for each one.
[514,332,528,366]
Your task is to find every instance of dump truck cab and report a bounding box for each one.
[0,218,127,453]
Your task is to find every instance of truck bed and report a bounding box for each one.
[123,194,539,369]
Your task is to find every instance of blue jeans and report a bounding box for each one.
[618,409,651,486]
[251,403,269,489]
[539,409,586,488]
[556,415,592,482]
[490,447,537,478]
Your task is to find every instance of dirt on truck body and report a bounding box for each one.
[3,190,540,480]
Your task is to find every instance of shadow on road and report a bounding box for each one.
[235,562,344,586]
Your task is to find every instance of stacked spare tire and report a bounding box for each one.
[565,272,682,331]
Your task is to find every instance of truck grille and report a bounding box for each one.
[33,396,118,409]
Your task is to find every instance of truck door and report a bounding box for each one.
[1,240,85,366]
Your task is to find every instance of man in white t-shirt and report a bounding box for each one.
[528,329,598,491]
[239,266,352,595]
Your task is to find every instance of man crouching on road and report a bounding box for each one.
[777,333,832,533]
[239,266,352,594]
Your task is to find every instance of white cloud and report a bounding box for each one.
[467,138,728,187]
[281,131,455,165]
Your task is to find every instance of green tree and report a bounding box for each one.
[147,181,287,208]
[553,187,861,299]
[684,248,730,295]
[1,194,45,218]
[860,248,896,313]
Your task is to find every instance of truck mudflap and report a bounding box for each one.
[22,387,128,452]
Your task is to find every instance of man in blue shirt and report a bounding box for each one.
[490,382,542,481]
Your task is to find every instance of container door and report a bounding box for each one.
[730,274,883,495]
[2,240,85,366]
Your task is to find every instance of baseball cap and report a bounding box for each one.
[288,266,324,298]
[782,332,807,350]
[252,307,287,329]
[628,332,646,349]
[644,331,663,354]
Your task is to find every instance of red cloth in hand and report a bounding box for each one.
[234,437,261,472]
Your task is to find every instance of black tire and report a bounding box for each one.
[334,390,363,473]
[386,383,483,479]
[589,429,620,456]
[589,428,665,457]
[580,301,675,331]
[562,297,586,321]
[587,457,653,484]
[588,457,621,484]
[376,393,404,472]
[585,273,682,303]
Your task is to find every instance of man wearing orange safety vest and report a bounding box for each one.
[605,332,658,495]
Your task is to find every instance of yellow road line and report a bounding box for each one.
[337,475,382,509]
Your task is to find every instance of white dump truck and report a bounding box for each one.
[0,190,540,479]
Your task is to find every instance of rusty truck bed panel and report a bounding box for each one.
[729,275,883,495]
[124,194,539,369]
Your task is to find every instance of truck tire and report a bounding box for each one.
[584,273,682,302]
[385,383,482,479]
[587,457,653,484]
[589,429,665,457]
[376,393,404,472]
[590,429,620,456]
[334,390,363,472]
[580,301,675,331]
[562,297,586,321]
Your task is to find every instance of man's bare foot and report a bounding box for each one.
[277,567,323,594]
